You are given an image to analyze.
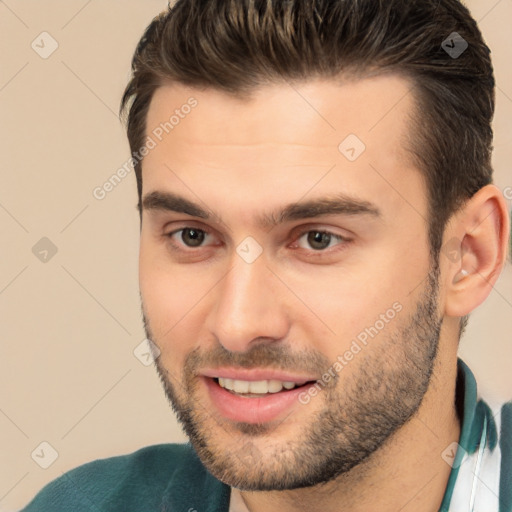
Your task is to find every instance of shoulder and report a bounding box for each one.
[20,443,205,512]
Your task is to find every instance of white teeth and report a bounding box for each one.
[233,379,250,393]
[267,380,284,393]
[217,378,304,394]
[248,380,268,394]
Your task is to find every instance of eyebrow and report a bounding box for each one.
[141,191,381,230]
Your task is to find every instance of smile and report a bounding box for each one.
[203,376,317,423]
[216,377,307,395]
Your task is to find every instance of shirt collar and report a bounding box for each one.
[439,357,499,511]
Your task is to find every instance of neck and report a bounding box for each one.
[239,353,461,512]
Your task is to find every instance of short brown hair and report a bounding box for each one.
[120,0,495,256]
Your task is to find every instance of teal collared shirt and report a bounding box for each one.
[21,359,512,511]
[439,359,512,511]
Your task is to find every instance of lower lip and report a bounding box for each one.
[203,377,313,424]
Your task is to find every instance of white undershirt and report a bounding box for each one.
[228,487,251,512]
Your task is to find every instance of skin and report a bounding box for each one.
[138,75,509,512]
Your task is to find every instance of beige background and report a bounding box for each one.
[0,1,511,510]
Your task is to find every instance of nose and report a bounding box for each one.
[206,251,290,353]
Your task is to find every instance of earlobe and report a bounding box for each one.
[444,185,510,318]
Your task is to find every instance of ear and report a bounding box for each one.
[443,184,510,318]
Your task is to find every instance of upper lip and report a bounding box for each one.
[200,367,318,383]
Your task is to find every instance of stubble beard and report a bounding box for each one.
[144,266,441,491]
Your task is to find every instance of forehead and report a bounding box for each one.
[141,75,425,225]
[146,74,415,151]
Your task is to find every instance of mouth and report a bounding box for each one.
[214,377,313,397]
[202,375,318,424]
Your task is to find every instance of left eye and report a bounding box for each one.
[296,230,345,251]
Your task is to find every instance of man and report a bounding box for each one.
[22,0,511,510]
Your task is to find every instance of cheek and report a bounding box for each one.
[281,257,416,357]
[139,242,190,340]
[140,268,198,373]
[139,241,217,363]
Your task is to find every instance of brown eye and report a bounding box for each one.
[180,228,206,247]
[307,231,332,250]
[296,230,345,251]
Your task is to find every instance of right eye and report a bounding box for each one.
[165,227,215,249]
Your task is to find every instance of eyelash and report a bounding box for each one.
[164,226,349,255]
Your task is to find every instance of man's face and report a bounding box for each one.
[139,75,442,490]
